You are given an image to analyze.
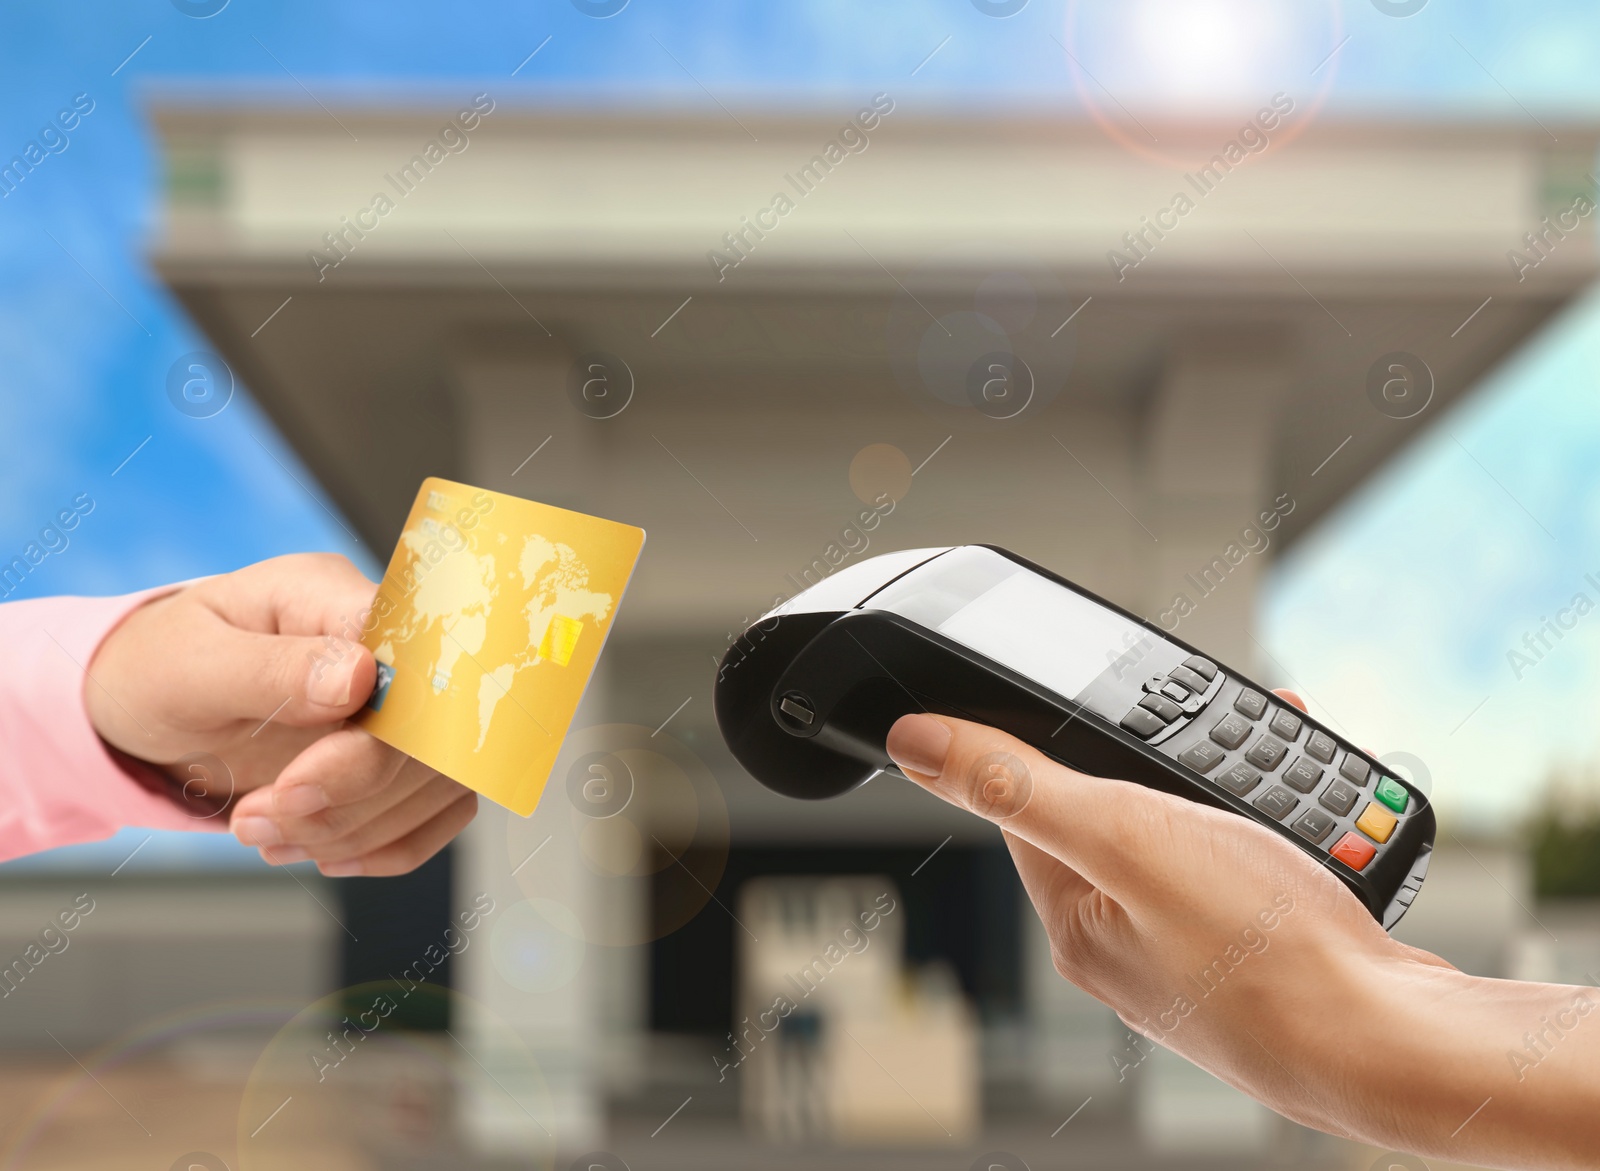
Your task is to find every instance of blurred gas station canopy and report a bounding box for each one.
[148,98,1600,643]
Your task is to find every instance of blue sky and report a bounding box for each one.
[1264,285,1600,827]
[3,0,1600,866]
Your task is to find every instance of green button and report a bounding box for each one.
[1375,777,1409,814]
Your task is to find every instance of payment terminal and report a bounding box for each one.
[713,545,1434,928]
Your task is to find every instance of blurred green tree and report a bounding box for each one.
[1528,769,1600,898]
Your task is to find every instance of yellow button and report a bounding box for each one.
[1356,802,1398,844]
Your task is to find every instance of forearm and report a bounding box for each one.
[1195,932,1598,1168]
[0,589,211,860]
[1343,960,1599,1169]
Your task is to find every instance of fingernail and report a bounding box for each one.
[261,845,309,865]
[306,656,354,707]
[274,784,329,818]
[320,860,365,878]
[233,816,282,847]
[886,714,951,778]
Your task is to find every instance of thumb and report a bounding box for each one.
[194,625,378,730]
[886,713,1161,901]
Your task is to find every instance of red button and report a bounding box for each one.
[1330,832,1376,872]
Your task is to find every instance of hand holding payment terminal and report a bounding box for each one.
[714,545,1434,928]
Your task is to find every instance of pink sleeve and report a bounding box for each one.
[0,587,222,863]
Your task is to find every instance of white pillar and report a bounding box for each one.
[1143,330,1291,670]
[451,348,605,1156]
[1135,331,1291,1150]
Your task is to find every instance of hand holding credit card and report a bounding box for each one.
[355,477,645,816]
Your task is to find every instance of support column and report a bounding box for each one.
[450,347,611,1157]
[1143,330,1292,672]
[1136,330,1291,1154]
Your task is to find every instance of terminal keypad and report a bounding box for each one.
[1143,669,1416,881]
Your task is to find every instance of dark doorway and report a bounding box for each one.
[650,843,1022,1036]
[337,844,454,1029]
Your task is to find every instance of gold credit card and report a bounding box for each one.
[355,477,645,815]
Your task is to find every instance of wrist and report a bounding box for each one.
[1235,928,1482,1148]
[1334,956,1490,1148]
[1340,955,1600,1168]
[1396,969,1599,1169]
[1248,938,1416,1141]
[83,590,175,752]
